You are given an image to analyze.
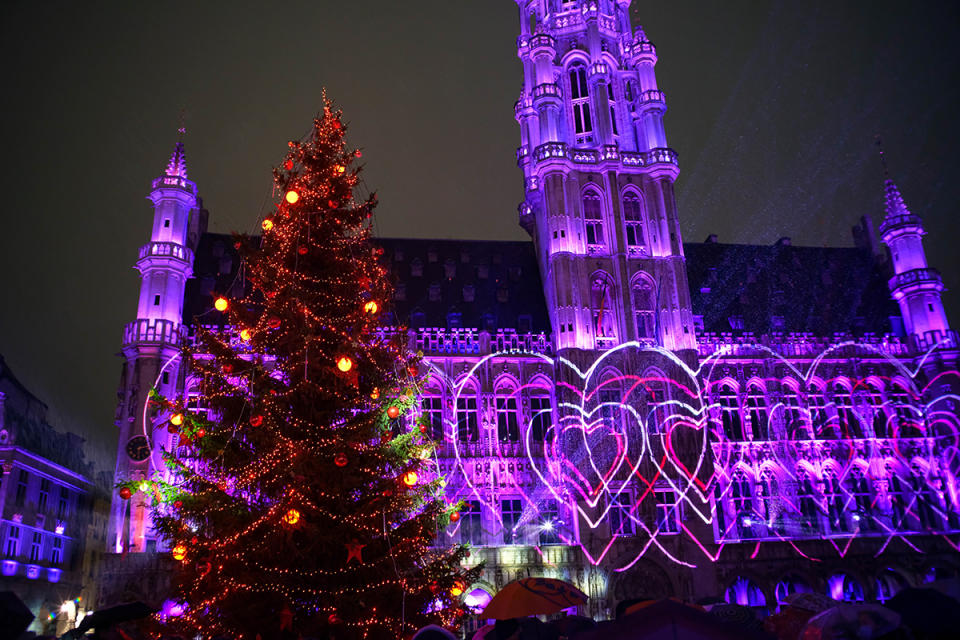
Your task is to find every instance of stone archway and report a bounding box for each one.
[610,558,675,603]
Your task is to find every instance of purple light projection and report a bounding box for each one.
[424,339,960,571]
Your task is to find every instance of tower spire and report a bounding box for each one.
[164,141,189,181]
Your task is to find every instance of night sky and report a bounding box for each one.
[0,1,957,473]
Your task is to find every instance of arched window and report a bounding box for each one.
[783,383,809,439]
[875,569,908,603]
[775,575,813,604]
[824,470,849,533]
[645,377,666,435]
[583,189,604,248]
[758,471,779,528]
[717,384,743,441]
[598,379,623,433]
[832,382,858,438]
[731,471,753,524]
[529,386,553,444]
[632,276,656,340]
[725,577,767,608]
[623,192,646,251]
[420,379,445,441]
[891,385,923,438]
[828,574,864,602]
[607,82,618,137]
[746,384,769,441]
[864,383,888,438]
[569,65,593,145]
[807,383,830,438]
[847,468,873,531]
[495,382,520,443]
[591,275,617,346]
[797,471,819,533]
[456,383,480,444]
[911,468,940,530]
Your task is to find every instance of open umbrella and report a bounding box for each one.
[481,577,587,620]
[0,591,34,640]
[73,601,156,634]
[800,604,900,640]
[576,598,769,640]
[884,587,960,638]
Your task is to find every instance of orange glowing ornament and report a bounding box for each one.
[363,301,379,314]
[172,544,187,561]
[214,297,229,312]
[370,387,380,400]
[262,219,274,231]
[336,356,353,372]
[335,165,346,174]
[386,406,400,420]
[283,509,301,525]
[450,580,467,597]
[285,190,299,204]
[239,328,252,342]
[402,471,418,487]
[170,413,184,427]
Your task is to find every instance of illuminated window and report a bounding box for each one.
[29,532,42,562]
[609,492,634,536]
[50,537,62,564]
[38,478,50,513]
[717,384,743,441]
[420,392,444,441]
[538,500,561,545]
[496,393,520,443]
[746,385,769,440]
[599,387,622,432]
[591,276,616,345]
[583,190,604,248]
[15,470,28,507]
[632,277,655,339]
[456,396,480,443]
[460,500,483,546]
[726,577,767,608]
[501,499,523,544]
[655,489,680,534]
[623,193,645,251]
[569,66,593,145]
[607,82,618,136]
[529,391,553,442]
[4,526,19,557]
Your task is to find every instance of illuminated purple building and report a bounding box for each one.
[108,0,960,619]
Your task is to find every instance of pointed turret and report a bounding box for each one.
[109,137,201,554]
[879,172,952,350]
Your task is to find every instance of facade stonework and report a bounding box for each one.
[107,0,960,621]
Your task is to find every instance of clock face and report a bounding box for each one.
[126,435,152,462]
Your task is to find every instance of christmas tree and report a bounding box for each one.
[120,99,478,639]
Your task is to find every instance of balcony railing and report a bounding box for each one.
[122,319,185,348]
[138,241,193,264]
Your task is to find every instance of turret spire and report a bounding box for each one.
[164,141,189,181]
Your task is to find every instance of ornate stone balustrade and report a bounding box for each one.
[122,319,185,348]
[150,174,197,195]
[138,241,193,264]
[888,267,944,293]
[695,331,911,358]
[637,89,666,106]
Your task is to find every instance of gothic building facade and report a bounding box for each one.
[108,0,960,620]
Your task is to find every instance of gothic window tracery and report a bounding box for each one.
[797,471,819,531]
[717,383,743,441]
[847,468,873,531]
[823,470,849,533]
[623,192,646,252]
[746,384,769,440]
[832,382,858,438]
[569,65,593,145]
[608,491,634,536]
[807,383,830,438]
[590,274,617,345]
[782,382,808,439]
[607,82,618,137]
[420,380,444,441]
[583,189,604,248]
[631,275,655,340]
[529,387,553,443]
[457,384,480,444]
[495,382,520,443]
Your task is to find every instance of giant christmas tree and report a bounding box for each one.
[121,99,478,639]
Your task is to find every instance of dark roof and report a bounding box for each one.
[182,233,899,337]
[684,240,898,335]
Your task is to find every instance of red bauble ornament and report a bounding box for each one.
[334,453,349,467]
[173,500,182,509]
[450,511,461,522]
[250,414,264,427]
[380,433,391,444]
[197,560,212,576]
[196,429,205,439]
[386,406,400,420]
[328,199,337,208]
[355,150,362,158]
[328,613,341,625]
[167,423,178,434]
[234,240,243,250]
[407,366,418,377]
[284,159,294,170]
[190,536,199,544]
[382,488,393,497]
[119,487,132,500]
[298,246,308,255]
[419,423,428,433]
[268,316,282,329]
[222,363,233,374]
[332,119,342,130]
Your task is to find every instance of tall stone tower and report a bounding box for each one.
[879,176,953,351]
[514,0,696,357]
[109,142,204,553]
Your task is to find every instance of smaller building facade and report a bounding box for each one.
[0,355,99,635]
